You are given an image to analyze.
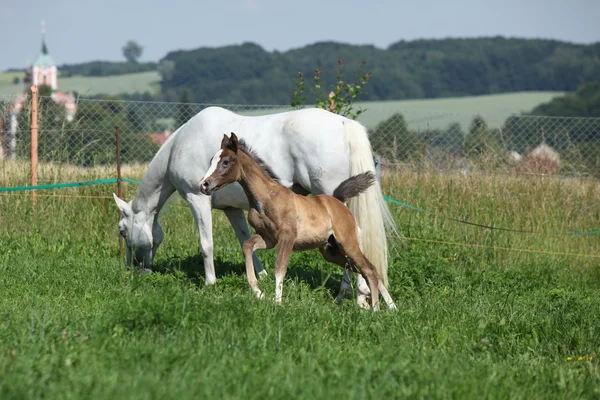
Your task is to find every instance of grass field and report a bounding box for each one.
[241,91,565,131]
[1,162,599,398]
[0,71,160,98]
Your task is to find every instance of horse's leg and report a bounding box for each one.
[335,270,352,304]
[223,207,267,279]
[185,193,216,285]
[151,215,164,261]
[242,234,272,299]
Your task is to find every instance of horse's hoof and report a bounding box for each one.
[140,268,153,275]
[357,297,370,310]
[257,270,268,280]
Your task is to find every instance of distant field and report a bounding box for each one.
[0,71,160,97]
[1,69,562,131]
[241,91,565,131]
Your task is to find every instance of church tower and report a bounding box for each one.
[31,21,58,90]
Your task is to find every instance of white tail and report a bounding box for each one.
[343,119,398,287]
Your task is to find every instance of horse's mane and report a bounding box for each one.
[237,139,280,183]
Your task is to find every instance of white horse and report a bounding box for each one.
[112,106,397,307]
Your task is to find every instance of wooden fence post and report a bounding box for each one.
[31,85,38,206]
[115,125,123,257]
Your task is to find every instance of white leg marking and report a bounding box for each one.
[379,281,397,310]
[275,272,284,303]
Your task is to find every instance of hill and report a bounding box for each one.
[160,37,600,104]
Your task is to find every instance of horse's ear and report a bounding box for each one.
[113,193,132,216]
[220,134,230,150]
[228,132,239,153]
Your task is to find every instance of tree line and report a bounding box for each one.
[156,37,600,104]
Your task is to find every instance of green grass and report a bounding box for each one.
[242,91,565,131]
[0,71,161,97]
[0,166,599,399]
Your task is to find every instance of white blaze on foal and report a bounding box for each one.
[201,149,223,182]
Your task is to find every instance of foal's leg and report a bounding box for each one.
[223,208,267,279]
[242,235,272,299]
[319,246,371,311]
[186,193,216,285]
[378,281,397,310]
[334,232,380,310]
[308,179,370,305]
[274,236,295,304]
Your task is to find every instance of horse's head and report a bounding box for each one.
[200,132,242,196]
[112,193,155,269]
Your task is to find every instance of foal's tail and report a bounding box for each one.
[333,172,376,204]
[342,119,398,288]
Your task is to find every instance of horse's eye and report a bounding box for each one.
[222,159,230,167]
[119,229,127,238]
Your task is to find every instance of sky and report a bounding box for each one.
[0,0,598,71]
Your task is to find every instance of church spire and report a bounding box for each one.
[41,20,48,54]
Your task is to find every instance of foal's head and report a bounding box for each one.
[200,132,243,196]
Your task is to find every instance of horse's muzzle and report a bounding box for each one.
[200,180,213,196]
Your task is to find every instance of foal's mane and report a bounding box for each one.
[236,139,280,182]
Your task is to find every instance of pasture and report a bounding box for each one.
[0,163,599,398]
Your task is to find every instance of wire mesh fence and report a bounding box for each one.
[1,94,600,187]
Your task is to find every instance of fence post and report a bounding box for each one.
[31,85,38,206]
[0,116,3,160]
[115,125,123,257]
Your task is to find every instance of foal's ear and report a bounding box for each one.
[228,132,239,153]
[220,134,230,150]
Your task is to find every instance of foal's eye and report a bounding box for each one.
[222,159,230,166]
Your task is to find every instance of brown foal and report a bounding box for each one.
[200,132,396,310]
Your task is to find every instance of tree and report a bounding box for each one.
[463,116,500,157]
[122,40,143,64]
[369,113,419,161]
[38,84,53,97]
[291,60,372,120]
